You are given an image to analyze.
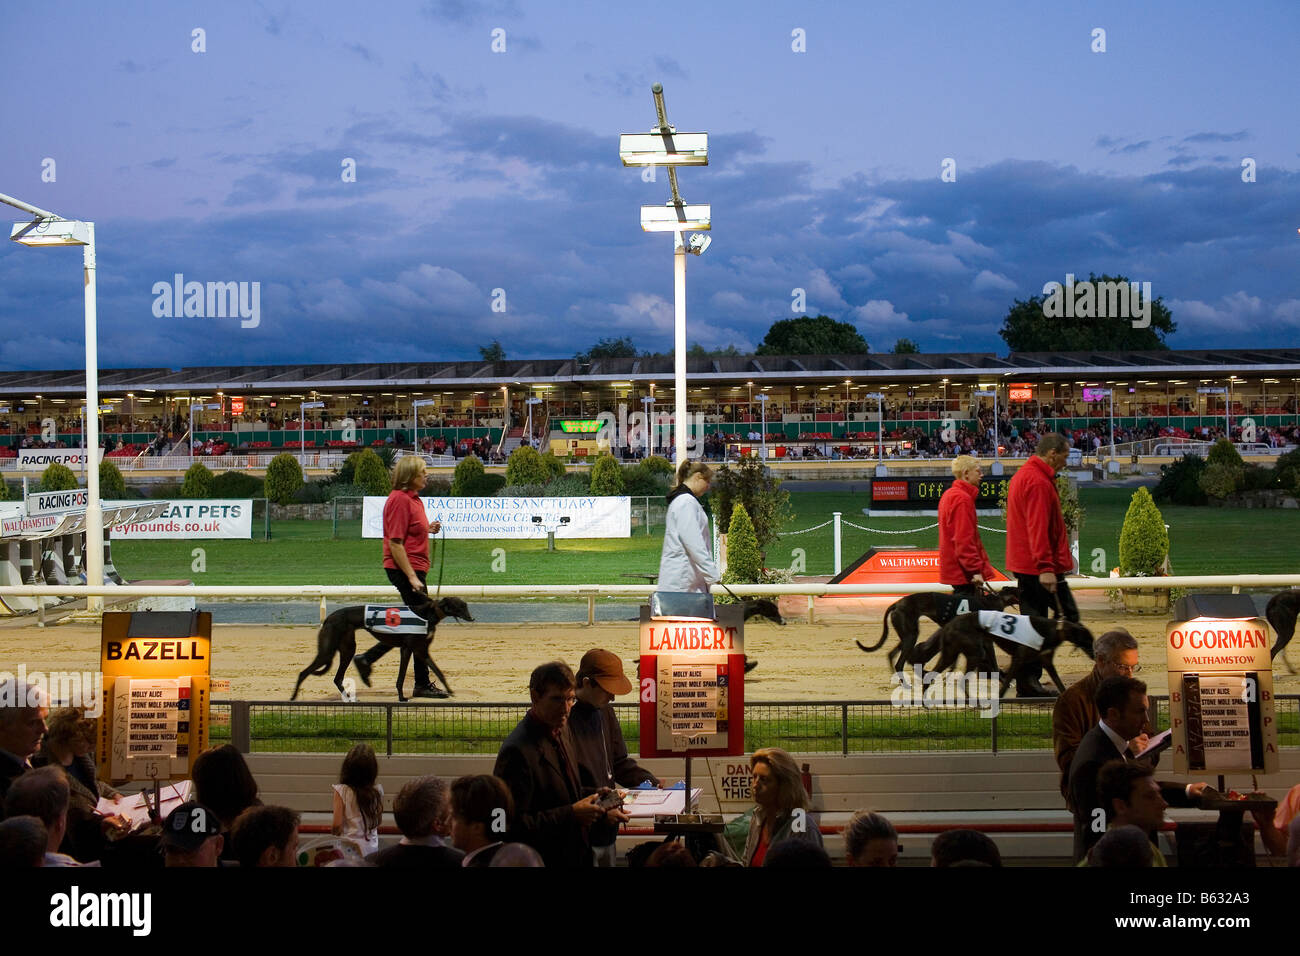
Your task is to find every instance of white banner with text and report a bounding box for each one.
[361,496,631,539]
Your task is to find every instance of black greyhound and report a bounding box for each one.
[856,587,1022,673]
[911,611,1095,698]
[1266,591,1300,674]
[291,594,474,702]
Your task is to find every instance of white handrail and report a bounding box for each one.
[2,574,1299,600]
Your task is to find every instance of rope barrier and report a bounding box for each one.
[841,520,938,534]
[779,520,834,536]
[977,525,1008,534]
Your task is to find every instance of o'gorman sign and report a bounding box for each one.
[1165,616,1278,774]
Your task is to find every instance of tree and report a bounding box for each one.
[506,446,550,487]
[451,455,485,496]
[723,502,762,584]
[265,453,304,505]
[211,470,264,499]
[479,340,506,362]
[575,336,638,363]
[756,315,868,355]
[39,463,79,492]
[99,461,127,500]
[352,449,392,497]
[589,453,625,495]
[998,273,1176,351]
[892,338,920,354]
[181,462,214,498]
[0,479,10,500]
[710,455,790,552]
[687,342,741,358]
[1118,487,1169,575]
[1153,454,1208,506]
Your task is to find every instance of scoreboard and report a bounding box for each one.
[868,476,1008,513]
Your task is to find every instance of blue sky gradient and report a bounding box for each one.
[1,0,1297,369]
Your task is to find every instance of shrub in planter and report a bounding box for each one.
[451,455,485,496]
[722,502,762,586]
[590,453,625,495]
[506,446,550,487]
[1118,487,1169,575]
[1198,462,1243,500]
[181,462,214,498]
[710,456,790,552]
[265,453,304,505]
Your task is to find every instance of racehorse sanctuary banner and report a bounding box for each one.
[361,496,631,539]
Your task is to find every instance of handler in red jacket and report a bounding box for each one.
[1005,432,1078,697]
[938,455,996,595]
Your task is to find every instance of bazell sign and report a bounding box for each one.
[361,496,631,539]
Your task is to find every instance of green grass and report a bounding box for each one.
[113,487,1300,584]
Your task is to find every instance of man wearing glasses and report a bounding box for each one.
[1052,628,1154,799]
[494,661,606,867]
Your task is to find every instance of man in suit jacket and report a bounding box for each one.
[493,661,606,868]
[1068,676,1206,862]
[451,773,515,867]
[0,680,49,810]
[1052,628,1154,798]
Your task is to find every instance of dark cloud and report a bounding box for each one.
[1183,130,1249,143]
[419,0,522,25]
[146,158,177,169]
[344,42,381,64]
[224,173,281,206]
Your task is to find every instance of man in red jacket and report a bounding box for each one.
[938,455,996,598]
[1005,432,1078,696]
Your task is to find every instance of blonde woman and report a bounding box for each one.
[731,747,823,866]
[353,456,446,697]
[657,460,720,594]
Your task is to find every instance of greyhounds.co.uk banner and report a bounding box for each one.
[361,496,631,539]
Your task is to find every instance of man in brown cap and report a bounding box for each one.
[569,649,660,866]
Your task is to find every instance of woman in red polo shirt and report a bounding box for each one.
[353,456,446,697]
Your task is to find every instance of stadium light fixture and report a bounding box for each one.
[621,84,711,467]
[3,192,103,609]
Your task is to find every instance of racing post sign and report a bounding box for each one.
[638,604,744,758]
[98,612,212,785]
[1165,616,1278,774]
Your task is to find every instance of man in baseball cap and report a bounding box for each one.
[569,649,659,866]
[161,801,225,867]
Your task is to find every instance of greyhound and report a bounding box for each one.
[291,594,474,702]
[856,586,1022,673]
[911,610,1095,698]
[1265,591,1300,674]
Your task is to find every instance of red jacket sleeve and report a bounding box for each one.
[952,495,994,579]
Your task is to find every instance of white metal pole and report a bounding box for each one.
[833,511,842,574]
[1110,390,1114,456]
[994,388,1000,464]
[413,399,417,453]
[878,397,883,469]
[674,234,687,466]
[82,226,103,610]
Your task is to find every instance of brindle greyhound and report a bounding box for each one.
[1266,590,1300,674]
[291,594,473,702]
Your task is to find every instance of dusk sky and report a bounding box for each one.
[2,0,1298,371]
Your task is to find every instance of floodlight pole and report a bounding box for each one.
[757,393,770,460]
[2,193,103,609]
[866,392,884,473]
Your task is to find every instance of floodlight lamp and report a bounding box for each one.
[559,516,571,525]
[9,218,92,246]
[532,516,543,524]
[687,233,711,256]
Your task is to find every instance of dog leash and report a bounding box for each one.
[434,524,447,599]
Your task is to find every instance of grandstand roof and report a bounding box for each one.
[2,349,1298,395]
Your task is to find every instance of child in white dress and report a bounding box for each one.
[332,743,384,856]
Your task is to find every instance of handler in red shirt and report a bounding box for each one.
[353,456,447,697]
[938,455,996,594]
[1005,432,1078,697]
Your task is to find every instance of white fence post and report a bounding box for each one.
[833,511,842,574]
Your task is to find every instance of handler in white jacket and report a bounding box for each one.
[657,460,721,592]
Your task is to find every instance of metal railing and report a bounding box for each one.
[211,695,1300,756]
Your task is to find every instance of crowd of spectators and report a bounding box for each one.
[3,651,1298,868]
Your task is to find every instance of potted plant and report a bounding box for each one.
[1118,487,1170,612]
